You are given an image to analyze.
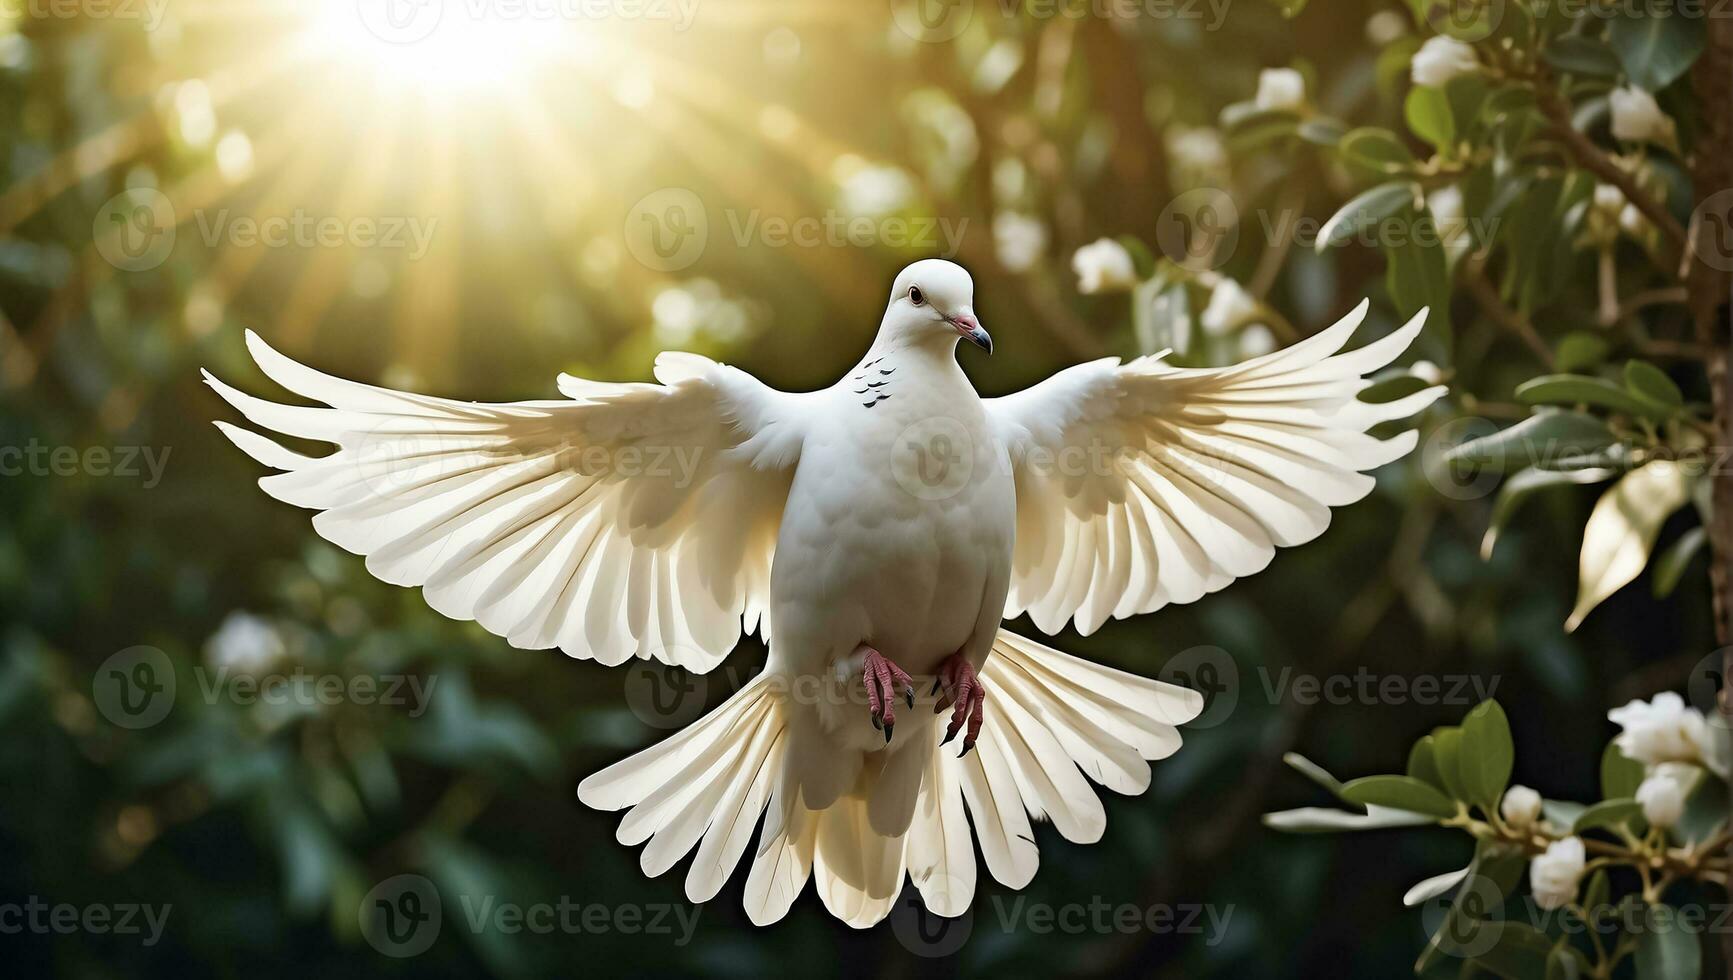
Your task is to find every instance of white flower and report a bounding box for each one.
[1238,324,1276,359]
[1592,184,1627,217]
[1500,785,1543,828]
[1411,360,1443,385]
[1201,279,1259,335]
[1411,36,1480,88]
[1608,692,1722,773]
[1426,185,1472,264]
[205,611,284,675]
[1609,86,1675,145]
[1529,837,1586,910]
[1636,770,1688,828]
[1165,125,1228,175]
[1619,203,1648,238]
[1071,238,1138,294]
[993,212,1047,273]
[1254,68,1306,113]
[1366,10,1407,46]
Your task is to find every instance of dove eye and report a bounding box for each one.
[908,286,925,307]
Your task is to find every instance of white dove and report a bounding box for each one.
[205,258,1441,927]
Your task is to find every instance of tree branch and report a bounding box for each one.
[1462,256,1556,366]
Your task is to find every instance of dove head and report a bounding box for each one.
[875,259,991,356]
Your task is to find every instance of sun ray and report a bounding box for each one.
[274,101,407,348]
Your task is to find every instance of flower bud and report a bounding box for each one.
[1255,68,1306,113]
[1411,36,1479,89]
[1201,279,1259,336]
[1609,86,1675,145]
[1071,238,1138,294]
[1500,785,1543,828]
[1636,771,1686,829]
[1529,837,1586,910]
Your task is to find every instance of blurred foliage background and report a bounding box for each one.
[0,0,1720,976]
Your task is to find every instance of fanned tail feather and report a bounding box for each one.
[581,630,1201,927]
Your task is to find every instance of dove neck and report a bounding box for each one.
[862,320,961,365]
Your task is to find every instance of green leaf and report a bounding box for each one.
[1482,465,1618,560]
[1654,526,1709,598]
[1408,735,1446,791]
[1416,839,1527,973]
[1517,375,1678,422]
[1360,373,1433,404]
[1443,411,1617,470]
[1459,701,1514,811]
[1282,752,1346,797]
[1405,86,1455,152]
[1673,770,1727,846]
[1297,117,1347,146]
[1624,360,1684,408]
[1601,741,1646,799]
[1316,182,1415,252]
[1341,774,1457,818]
[1432,726,1467,801]
[1582,868,1610,914]
[1543,35,1624,78]
[1224,109,1301,154]
[1115,235,1157,280]
[1555,332,1612,373]
[1543,799,1586,828]
[1385,203,1450,338]
[1470,920,1557,979]
[1608,7,1707,90]
[1263,805,1436,833]
[1634,904,1702,979]
[1338,126,1415,181]
[1569,461,1694,630]
[1573,798,1642,832]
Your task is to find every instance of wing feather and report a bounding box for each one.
[208,331,807,671]
[987,304,1442,635]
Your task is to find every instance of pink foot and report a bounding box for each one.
[934,652,985,757]
[859,645,914,743]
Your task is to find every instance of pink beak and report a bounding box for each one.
[947,312,992,354]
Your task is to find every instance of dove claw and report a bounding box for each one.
[935,650,985,758]
[857,644,913,739]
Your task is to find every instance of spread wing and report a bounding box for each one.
[985,301,1443,636]
[206,331,809,672]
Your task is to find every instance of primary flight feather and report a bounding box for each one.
[207,258,1441,927]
